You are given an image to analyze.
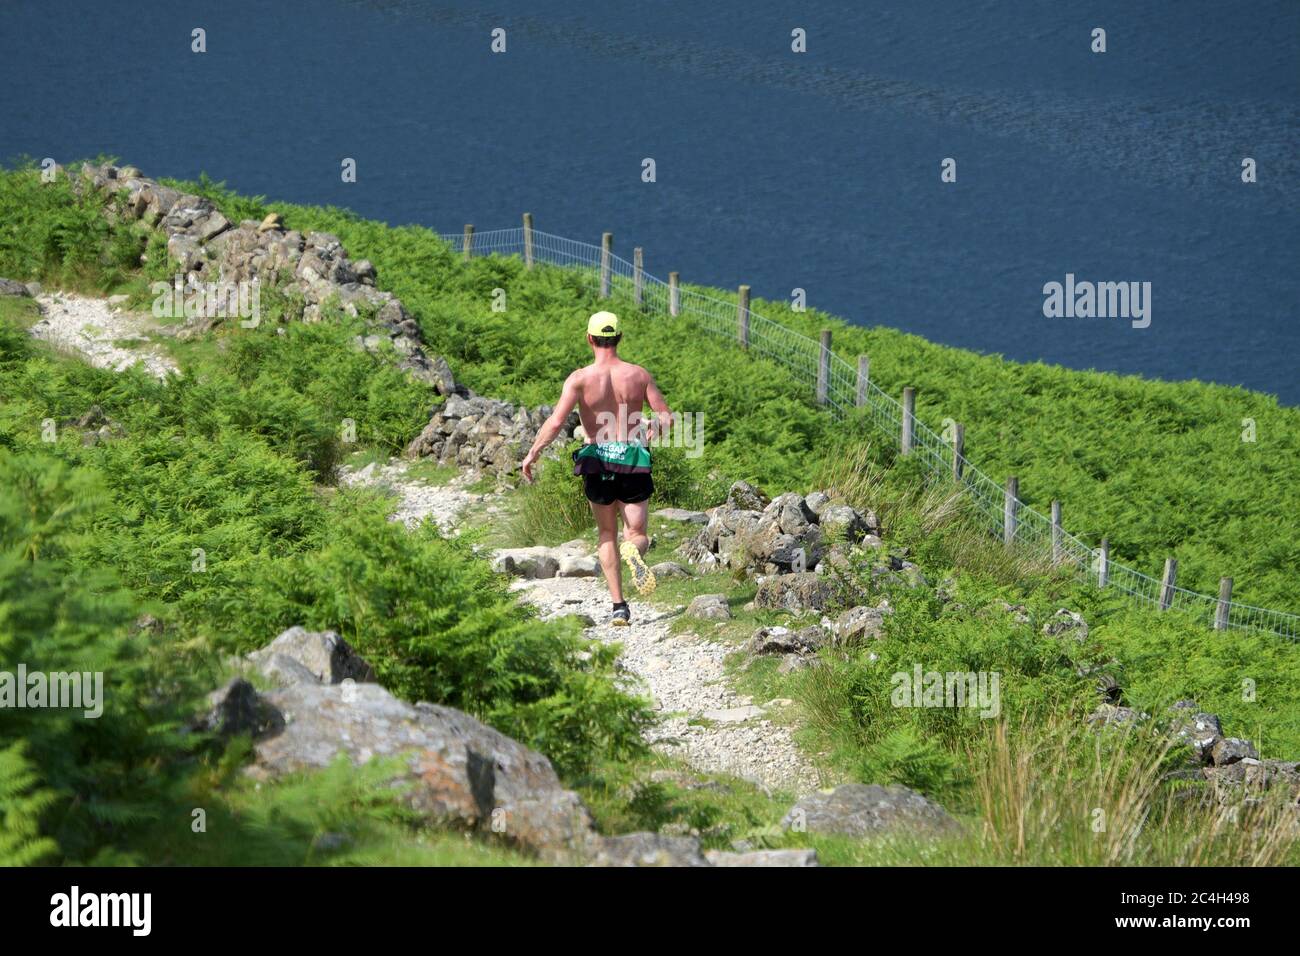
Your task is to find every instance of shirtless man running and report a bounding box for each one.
[521,311,672,626]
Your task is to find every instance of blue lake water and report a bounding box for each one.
[3,0,1297,401]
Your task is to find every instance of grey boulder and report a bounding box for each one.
[783,784,959,839]
[746,624,827,656]
[754,572,834,613]
[686,593,731,621]
[835,605,890,644]
[246,626,376,685]
[653,508,709,525]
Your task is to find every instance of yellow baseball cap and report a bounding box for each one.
[586,311,619,337]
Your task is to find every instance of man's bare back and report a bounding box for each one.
[569,357,670,444]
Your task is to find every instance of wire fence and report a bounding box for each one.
[439,225,1299,641]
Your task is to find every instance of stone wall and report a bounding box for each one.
[60,161,445,388]
[403,390,578,475]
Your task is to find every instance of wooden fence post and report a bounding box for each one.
[522,213,534,269]
[462,224,474,262]
[737,285,750,348]
[952,423,965,481]
[856,355,870,407]
[1214,577,1233,631]
[633,247,644,306]
[1003,476,1019,545]
[1159,558,1178,610]
[901,387,916,455]
[1098,538,1110,587]
[1050,500,1063,565]
[668,272,680,316]
[816,330,831,405]
[599,232,612,298]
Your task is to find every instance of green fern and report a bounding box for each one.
[0,742,58,866]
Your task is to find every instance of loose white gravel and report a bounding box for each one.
[29,292,179,379]
[347,457,820,795]
[518,574,819,794]
[338,459,485,533]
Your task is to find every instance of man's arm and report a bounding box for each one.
[521,371,581,483]
[644,372,672,441]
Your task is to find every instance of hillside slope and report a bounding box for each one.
[165,178,1300,612]
[3,161,1299,868]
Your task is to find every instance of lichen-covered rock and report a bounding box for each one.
[1043,608,1089,642]
[817,503,875,540]
[1000,602,1032,625]
[835,605,890,644]
[653,508,709,525]
[491,547,561,579]
[686,593,731,621]
[209,629,597,860]
[198,677,283,739]
[72,403,125,446]
[782,784,959,839]
[1211,737,1259,767]
[803,490,830,515]
[246,626,377,686]
[726,480,769,512]
[1170,706,1223,762]
[490,540,594,579]
[1087,703,1147,728]
[745,624,828,656]
[1203,757,1300,803]
[753,572,834,613]
[649,560,691,579]
[679,490,874,578]
[777,654,813,675]
[586,833,710,867]
[557,553,600,578]
[250,680,595,858]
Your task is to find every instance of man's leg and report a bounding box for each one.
[591,500,623,604]
[617,498,655,594]
[618,498,650,555]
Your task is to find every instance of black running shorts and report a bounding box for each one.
[581,471,654,506]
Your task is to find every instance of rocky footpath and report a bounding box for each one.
[491,540,600,579]
[50,161,445,387]
[27,290,179,379]
[514,574,821,793]
[323,458,971,854]
[338,459,489,533]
